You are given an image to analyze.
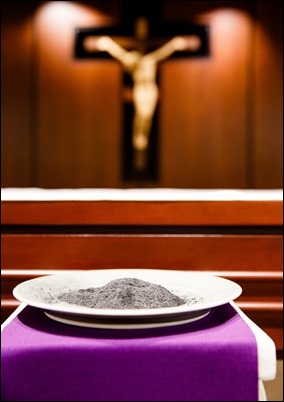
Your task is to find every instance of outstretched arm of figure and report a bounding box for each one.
[146,36,188,63]
[95,36,134,65]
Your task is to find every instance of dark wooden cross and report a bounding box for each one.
[74,0,209,182]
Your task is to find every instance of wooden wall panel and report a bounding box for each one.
[253,1,283,188]
[34,2,123,187]
[161,2,250,188]
[1,1,282,189]
[0,1,34,187]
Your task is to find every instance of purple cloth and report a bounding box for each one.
[1,303,258,401]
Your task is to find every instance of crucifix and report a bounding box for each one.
[75,3,209,182]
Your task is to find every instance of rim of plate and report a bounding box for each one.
[12,269,242,317]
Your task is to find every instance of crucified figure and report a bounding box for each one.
[86,35,190,170]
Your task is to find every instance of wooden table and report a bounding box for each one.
[1,188,283,358]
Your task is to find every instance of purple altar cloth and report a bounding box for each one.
[1,303,258,401]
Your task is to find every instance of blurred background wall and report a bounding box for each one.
[1,0,283,189]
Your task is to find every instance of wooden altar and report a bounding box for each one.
[1,188,283,358]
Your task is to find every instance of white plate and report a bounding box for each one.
[44,310,211,329]
[13,269,242,329]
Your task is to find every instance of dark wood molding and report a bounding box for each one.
[1,200,283,226]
